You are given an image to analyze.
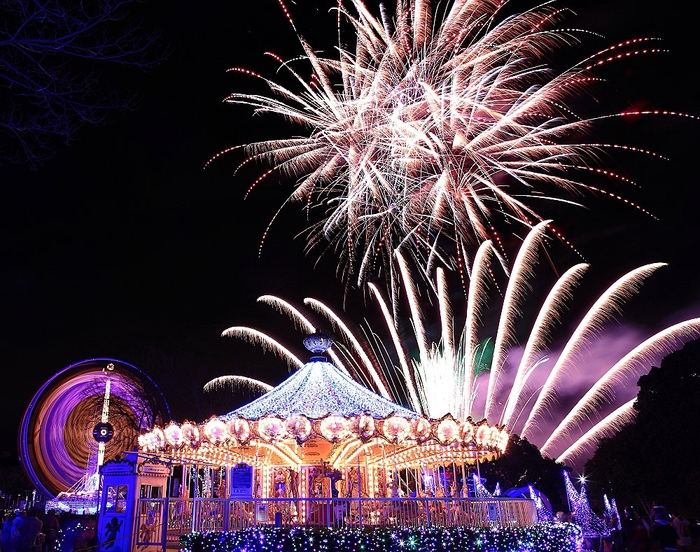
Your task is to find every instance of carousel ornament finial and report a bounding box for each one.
[303,330,332,361]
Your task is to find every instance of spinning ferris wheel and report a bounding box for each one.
[19,358,170,499]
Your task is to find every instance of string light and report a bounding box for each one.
[180,524,583,552]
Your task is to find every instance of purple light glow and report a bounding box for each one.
[19,358,169,497]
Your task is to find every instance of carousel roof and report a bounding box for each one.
[138,332,509,466]
[223,332,419,421]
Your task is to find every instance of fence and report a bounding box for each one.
[135,496,537,547]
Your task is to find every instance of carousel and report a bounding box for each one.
[137,333,518,530]
[139,332,507,497]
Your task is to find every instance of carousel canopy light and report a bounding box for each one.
[139,334,508,462]
[224,335,419,420]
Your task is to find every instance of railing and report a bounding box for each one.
[135,496,537,547]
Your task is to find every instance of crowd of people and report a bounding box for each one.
[602,502,697,552]
[1,509,52,552]
[0,509,96,552]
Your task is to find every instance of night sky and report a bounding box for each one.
[1,0,698,461]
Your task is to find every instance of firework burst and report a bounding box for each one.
[211,0,669,290]
[218,223,700,466]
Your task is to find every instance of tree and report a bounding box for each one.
[586,338,700,517]
[0,0,164,167]
[479,434,569,512]
[0,450,33,497]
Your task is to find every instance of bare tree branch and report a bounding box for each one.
[0,0,166,167]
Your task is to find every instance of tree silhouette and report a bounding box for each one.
[586,338,700,517]
[0,0,164,167]
[479,434,569,512]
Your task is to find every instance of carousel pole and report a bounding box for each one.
[381,444,387,498]
[365,449,372,498]
[393,457,400,497]
[357,452,363,526]
[451,459,458,497]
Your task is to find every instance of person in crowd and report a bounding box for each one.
[650,501,677,550]
[16,509,42,552]
[42,511,59,552]
[671,513,692,552]
[608,511,623,552]
[651,501,671,527]
[1,514,11,552]
[9,511,25,552]
[623,507,651,552]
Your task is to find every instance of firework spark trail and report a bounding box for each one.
[221,222,700,464]
[203,376,274,394]
[463,239,495,415]
[259,295,316,333]
[540,318,700,455]
[555,399,637,465]
[414,344,465,419]
[220,327,304,369]
[257,295,352,374]
[215,0,677,289]
[500,262,590,428]
[485,220,550,421]
[437,267,455,365]
[412,266,464,417]
[520,262,667,439]
[396,251,429,364]
[304,297,392,397]
[368,282,422,411]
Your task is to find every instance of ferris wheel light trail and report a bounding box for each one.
[19,358,170,498]
[96,362,114,469]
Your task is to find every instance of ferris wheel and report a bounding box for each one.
[19,358,170,498]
